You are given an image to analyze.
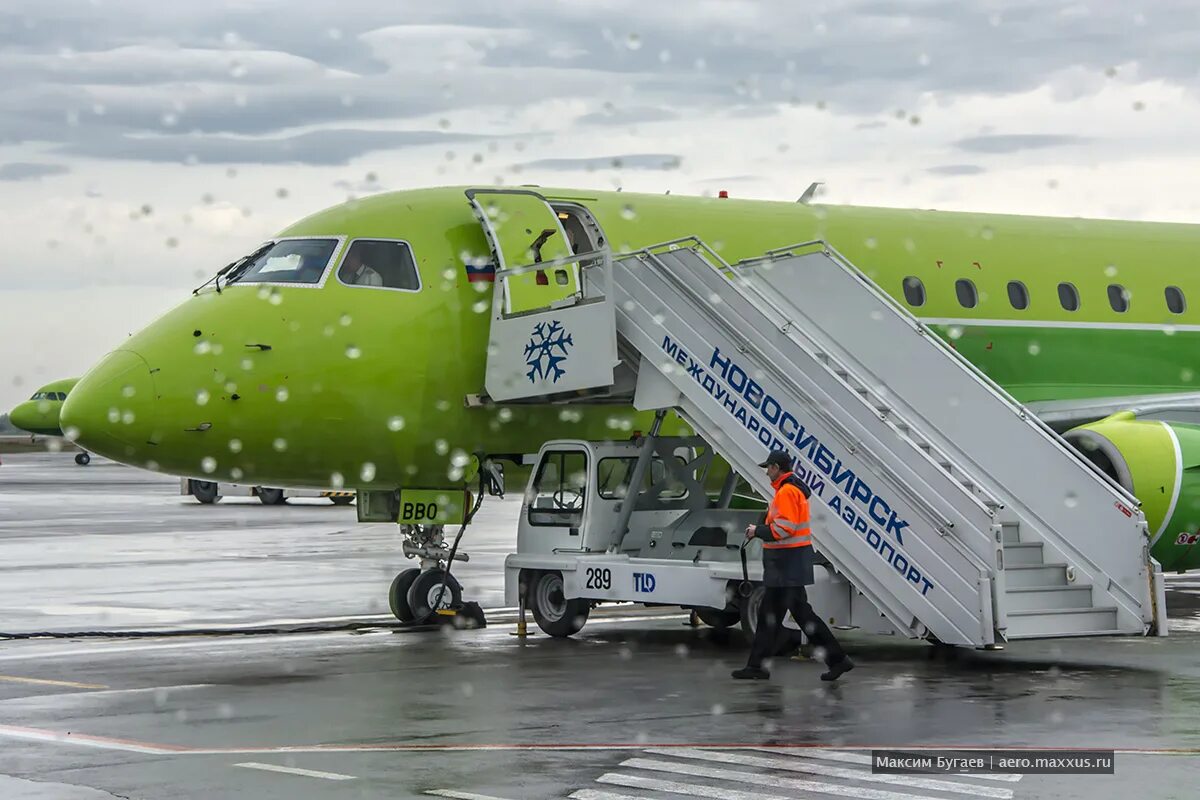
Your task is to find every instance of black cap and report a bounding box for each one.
[757,449,792,469]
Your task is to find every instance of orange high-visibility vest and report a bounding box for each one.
[762,472,812,550]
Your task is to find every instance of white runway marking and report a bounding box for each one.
[600,771,816,799]
[620,756,993,800]
[235,762,356,781]
[644,748,1015,798]
[425,790,522,800]
[756,747,1025,782]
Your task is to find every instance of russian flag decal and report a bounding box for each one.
[465,262,496,283]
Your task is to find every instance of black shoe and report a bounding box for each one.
[820,657,854,682]
[732,666,771,680]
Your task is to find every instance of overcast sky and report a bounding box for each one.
[3,0,1199,411]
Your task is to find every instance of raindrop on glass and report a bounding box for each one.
[387,416,406,432]
[195,389,210,406]
[201,457,217,474]
[345,345,362,359]
[273,438,288,452]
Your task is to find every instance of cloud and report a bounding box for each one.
[518,153,682,171]
[953,134,1091,153]
[0,162,69,181]
[926,164,987,175]
[55,128,476,165]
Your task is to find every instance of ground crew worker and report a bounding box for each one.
[732,449,854,682]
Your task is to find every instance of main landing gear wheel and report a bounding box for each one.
[257,487,286,505]
[407,568,462,622]
[330,495,354,506]
[388,568,422,622]
[530,570,590,638]
[191,480,221,504]
[695,607,740,629]
[75,452,90,466]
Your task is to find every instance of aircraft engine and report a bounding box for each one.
[1064,411,1200,571]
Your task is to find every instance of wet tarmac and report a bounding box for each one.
[2,453,1200,799]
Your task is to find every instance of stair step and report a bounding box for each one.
[1004,563,1068,587]
[1000,523,1020,545]
[1004,585,1093,611]
[1002,541,1045,566]
[1005,606,1120,639]
[834,369,849,379]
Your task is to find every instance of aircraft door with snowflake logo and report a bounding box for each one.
[467,188,618,402]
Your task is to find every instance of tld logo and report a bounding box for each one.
[633,572,656,593]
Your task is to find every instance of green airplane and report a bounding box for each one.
[57,185,1200,582]
[8,378,92,464]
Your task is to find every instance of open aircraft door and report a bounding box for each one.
[466,188,618,402]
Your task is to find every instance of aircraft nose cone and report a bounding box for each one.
[61,350,160,462]
[8,401,42,434]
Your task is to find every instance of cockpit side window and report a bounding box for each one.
[336,240,421,291]
[228,238,339,286]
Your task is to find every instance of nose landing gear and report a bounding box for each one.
[386,523,485,630]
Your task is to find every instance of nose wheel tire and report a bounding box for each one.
[74,452,90,466]
[257,487,286,505]
[406,569,463,623]
[388,568,422,622]
[529,570,590,638]
[190,480,221,504]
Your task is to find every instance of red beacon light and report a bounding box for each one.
[718,190,729,199]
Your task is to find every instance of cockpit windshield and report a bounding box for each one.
[226,238,339,286]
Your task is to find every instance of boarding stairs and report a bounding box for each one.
[475,213,1165,646]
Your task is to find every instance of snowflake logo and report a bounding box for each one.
[524,320,574,384]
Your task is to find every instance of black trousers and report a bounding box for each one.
[747,585,845,668]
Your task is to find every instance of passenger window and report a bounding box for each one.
[1007,281,1029,310]
[955,278,978,309]
[902,276,925,307]
[1108,284,1129,313]
[1058,282,1080,311]
[337,240,420,291]
[55,392,65,401]
[229,238,338,285]
[1166,286,1186,315]
[528,450,588,526]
